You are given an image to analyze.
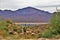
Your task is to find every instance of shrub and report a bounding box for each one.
[41,29,52,38]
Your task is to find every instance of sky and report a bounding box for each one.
[0,0,60,13]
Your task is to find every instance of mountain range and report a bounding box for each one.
[0,7,51,23]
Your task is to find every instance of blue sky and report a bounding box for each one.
[0,0,60,13]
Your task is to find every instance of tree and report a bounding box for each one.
[49,12,60,34]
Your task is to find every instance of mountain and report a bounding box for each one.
[0,7,51,23]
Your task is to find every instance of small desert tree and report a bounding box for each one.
[49,12,60,34]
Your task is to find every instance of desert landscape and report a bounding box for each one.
[0,7,60,40]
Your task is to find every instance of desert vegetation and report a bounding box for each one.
[0,20,48,39]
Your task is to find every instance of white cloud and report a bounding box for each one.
[0,0,60,12]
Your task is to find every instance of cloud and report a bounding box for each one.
[0,0,60,12]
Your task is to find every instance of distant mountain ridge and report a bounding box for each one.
[0,7,51,23]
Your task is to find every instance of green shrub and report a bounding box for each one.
[41,29,52,38]
[0,21,8,30]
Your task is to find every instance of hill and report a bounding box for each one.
[0,7,51,23]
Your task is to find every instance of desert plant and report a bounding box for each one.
[49,12,60,34]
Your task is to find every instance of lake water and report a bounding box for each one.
[15,23,48,27]
[17,24,39,27]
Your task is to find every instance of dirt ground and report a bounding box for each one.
[0,38,60,40]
